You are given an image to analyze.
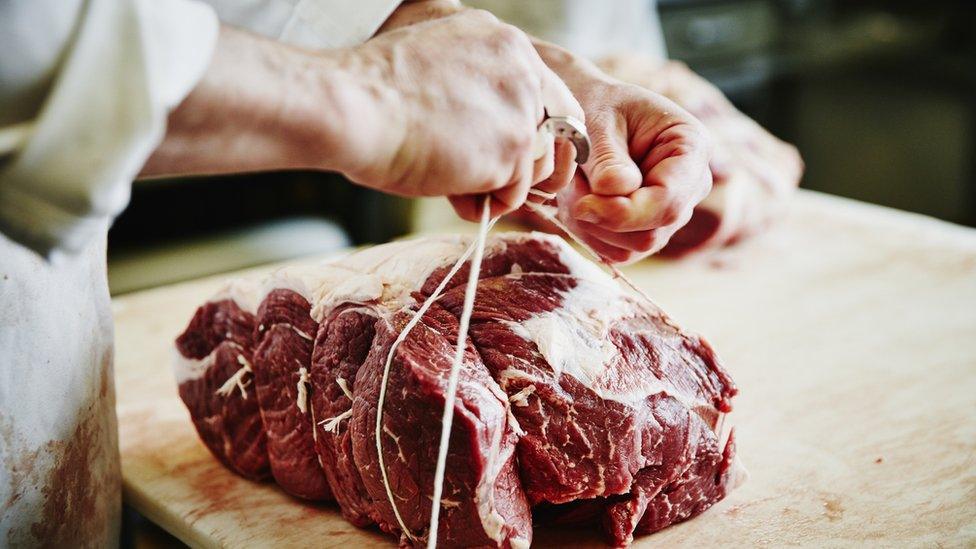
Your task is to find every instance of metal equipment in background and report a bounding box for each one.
[659,0,976,227]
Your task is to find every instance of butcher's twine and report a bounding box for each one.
[426,197,492,548]
[375,198,499,544]
[216,354,252,399]
[296,367,310,414]
[376,189,672,548]
[318,378,355,433]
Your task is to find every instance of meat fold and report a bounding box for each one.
[174,232,742,547]
[174,283,269,481]
[350,304,531,547]
[251,287,333,500]
[309,305,379,527]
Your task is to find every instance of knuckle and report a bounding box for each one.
[466,8,498,24]
[507,129,535,155]
[499,22,530,47]
[671,140,703,160]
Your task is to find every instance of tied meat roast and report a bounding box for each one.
[173,233,743,547]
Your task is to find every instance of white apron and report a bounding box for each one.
[0,0,399,544]
[0,227,120,547]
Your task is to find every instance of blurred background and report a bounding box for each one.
[107,0,976,295]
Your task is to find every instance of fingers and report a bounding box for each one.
[571,186,676,232]
[581,109,643,196]
[638,122,711,193]
[488,151,534,217]
[575,208,689,254]
[450,192,527,222]
[531,129,555,184]
[439,22,586,221]
[452,42,583,219]
[555,173,638,263]
[448,195,481,222]
[535,59,583,196]
[558,210,638,264]
[571,116,711,229]
[534,139,577,195]
[576,221,662,253]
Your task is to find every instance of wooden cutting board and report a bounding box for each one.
[113,191,976,548]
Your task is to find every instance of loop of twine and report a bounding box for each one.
[426,197,493,548]
[375,199,499,544]
[318,378,355,433]
[375,189,669,547]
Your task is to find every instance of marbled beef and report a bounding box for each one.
[174,233,742,547]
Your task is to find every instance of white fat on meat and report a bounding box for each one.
[209,277,263,314]
[172,277,260,384]
[502,243,712,413]
[261,261,357,304]
[311,235,471,320]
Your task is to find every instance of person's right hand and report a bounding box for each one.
[334,10,584,220]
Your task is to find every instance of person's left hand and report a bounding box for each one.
[534,44,713,264]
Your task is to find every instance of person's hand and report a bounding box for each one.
[377,0,463,33]
[341,10,584,220]
[598,56,804,257]
[143,14,582,222]
[534,42,712,263]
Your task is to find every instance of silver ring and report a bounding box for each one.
[539,115,590,164]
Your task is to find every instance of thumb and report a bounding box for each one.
[581,113,643,196]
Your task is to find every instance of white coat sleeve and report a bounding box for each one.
[0,0,219,259]
[200,0,402,50]
[466,0,667,61]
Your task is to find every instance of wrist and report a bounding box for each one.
[144,27,403,179]
[277,46,404,180]
[305,46,406,182]
[532,38,613,101]
[378,0,464,34]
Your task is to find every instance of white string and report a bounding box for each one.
[522,192,675,327]
[296,367,310,414]
[318,378,355,433]
[375,203,499,543]
[336,377,354,400]
[373,189,672,546]
[427,197,492,548]
[215,355,252,399]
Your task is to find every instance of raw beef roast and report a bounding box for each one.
[174,233,743,546]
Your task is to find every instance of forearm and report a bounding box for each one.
[140,25,385,178]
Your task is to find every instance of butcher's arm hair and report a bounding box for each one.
[140,25,372,178]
